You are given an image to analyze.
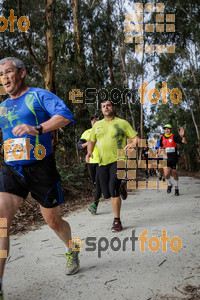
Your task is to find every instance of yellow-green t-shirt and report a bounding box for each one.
[89,117,137,166]
[81,128,99,164]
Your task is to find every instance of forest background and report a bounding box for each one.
[0,0,199,211]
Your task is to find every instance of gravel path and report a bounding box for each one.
[3,176,200,300]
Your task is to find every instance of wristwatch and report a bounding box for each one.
[34,124,43,135]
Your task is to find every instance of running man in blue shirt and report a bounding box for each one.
[0,57,79,299]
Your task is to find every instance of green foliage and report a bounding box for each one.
[0,0,199,171]
[56,158,86,188]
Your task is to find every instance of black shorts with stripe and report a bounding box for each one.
[167,159,178,170]
[0,154,64,208]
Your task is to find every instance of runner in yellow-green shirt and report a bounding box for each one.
[86,100,139,232]
[78,115,101,214]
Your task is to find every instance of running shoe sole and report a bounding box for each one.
[111,227,123,232]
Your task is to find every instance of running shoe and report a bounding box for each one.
[120,181,127,200]
[0,290,3,300]
[159,175,162,181]
[167,184,172,194]
[163,178,165,181]
[65,246,80,275]
[111,219,123,232]
[88,203,97,214]
[175,188,179,196]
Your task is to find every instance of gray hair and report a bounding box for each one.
[0,57,25,69]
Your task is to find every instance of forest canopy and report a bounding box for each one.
[0,0,199,172]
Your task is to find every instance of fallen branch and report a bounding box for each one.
[104,278,117,285]
[7,255,24,264]
[158,259,166,267]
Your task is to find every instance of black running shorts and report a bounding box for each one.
[97,162,121,199]
[0,154,64,208]
[167,160,178,170]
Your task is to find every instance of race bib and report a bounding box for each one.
[3,138,32,162]
[166,147,175,153]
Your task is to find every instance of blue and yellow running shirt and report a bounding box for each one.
[89,117,137,166]
[0,87,74,166]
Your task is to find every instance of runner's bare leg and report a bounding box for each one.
[0,193,22,279]
[111,196,121,218]
[40,206,72,247]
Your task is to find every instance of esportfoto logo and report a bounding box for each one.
[69,230,182,258]
[124,2,175,54]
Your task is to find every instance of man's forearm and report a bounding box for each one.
[41,115,72,134]
[124,135,139,150]
[131,135,140,147]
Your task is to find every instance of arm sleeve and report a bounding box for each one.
[77,139,87,150]
[89,126,96,143]
[38,90,74,125]
[173,134,183,144]
[159,137,163,148]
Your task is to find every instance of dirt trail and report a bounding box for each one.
[3,176,200,300]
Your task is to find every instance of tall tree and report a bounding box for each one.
[106,0,115,85]
[71,0,87,87]
[18,0,55,92]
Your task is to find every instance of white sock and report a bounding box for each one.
[166,178,172,186]
[65,246,72,253]
[174,180,178,188]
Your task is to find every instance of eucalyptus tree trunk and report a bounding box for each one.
[71,0,86,86]
[106,0,115,85]
[45,0,54,92]
[18,0,58,154]
[18,0,55,91]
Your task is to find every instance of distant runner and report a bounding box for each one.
[156,134,165,181]
[86,100,139,231]
[142,142,149,178]
[78,115,101,214]
[159,124,187,196]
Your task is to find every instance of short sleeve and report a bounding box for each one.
[81,129,90,140]
[38,90,74,125]
[89,126,96,143]
[124,120,137,138]
[80,131,87,140]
